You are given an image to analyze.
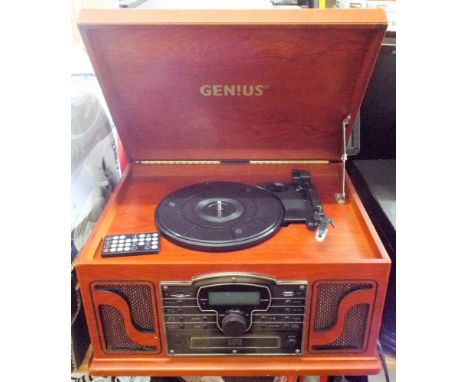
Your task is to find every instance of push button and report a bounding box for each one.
[290,316,303,322]
[162,287,195,298]
[291,299,305,305]
[227,338,243,346]
[283,299,305,305]
[166,316,183,322]
[166,324,183,331]
[267,324,281,329]
[191,323,208,330]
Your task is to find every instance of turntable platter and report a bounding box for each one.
[155,182,285,252]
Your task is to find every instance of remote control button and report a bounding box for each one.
[103,248,109,252]
[119,235,125,239]
[110,248,116,252]
[139,234,145,237]
[125,239,131,243]
[138,241,144,245]
[151,245,158,249]
[132,238,137,242]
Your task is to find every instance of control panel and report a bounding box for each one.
[161,273,307,355]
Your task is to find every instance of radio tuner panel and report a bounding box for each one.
[161,273,307,355]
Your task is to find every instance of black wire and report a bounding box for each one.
[377,340,391,382]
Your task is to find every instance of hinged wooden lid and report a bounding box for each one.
[78,9,386,162]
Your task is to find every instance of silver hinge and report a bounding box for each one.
[335,115,351,204]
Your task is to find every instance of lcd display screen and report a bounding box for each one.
[208,291,260,306]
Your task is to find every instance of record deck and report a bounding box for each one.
[155,169,332,252]
[75,8,390,377]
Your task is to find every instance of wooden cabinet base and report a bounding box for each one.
[76,163,390,377]
[89,356,382,377]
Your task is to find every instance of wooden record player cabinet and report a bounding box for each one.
[76,9,390,377]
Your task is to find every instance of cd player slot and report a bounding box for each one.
[190,336,280,349]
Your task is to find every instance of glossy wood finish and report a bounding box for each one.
[75,163,390,376]
[76,9,390,376]
[79,163,385,265]
[78,9,386,161]
[91,281,161,352]
[78,9,388,25]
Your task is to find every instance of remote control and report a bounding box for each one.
[101,232,160,258]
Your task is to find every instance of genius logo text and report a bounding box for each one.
[200,84,268,97]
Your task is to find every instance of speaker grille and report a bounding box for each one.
[99,305,157,352]
[314,282,372,332]
[312,303,369,351]
[96,284,154,331]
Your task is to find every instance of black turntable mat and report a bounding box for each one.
[155,182,285,252]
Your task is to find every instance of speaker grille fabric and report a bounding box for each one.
[312,303,369,351]
[314,282,372,332]
[99,305,157,352]
[96,284,154,332]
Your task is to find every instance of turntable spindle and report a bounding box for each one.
[217,200,223,217]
